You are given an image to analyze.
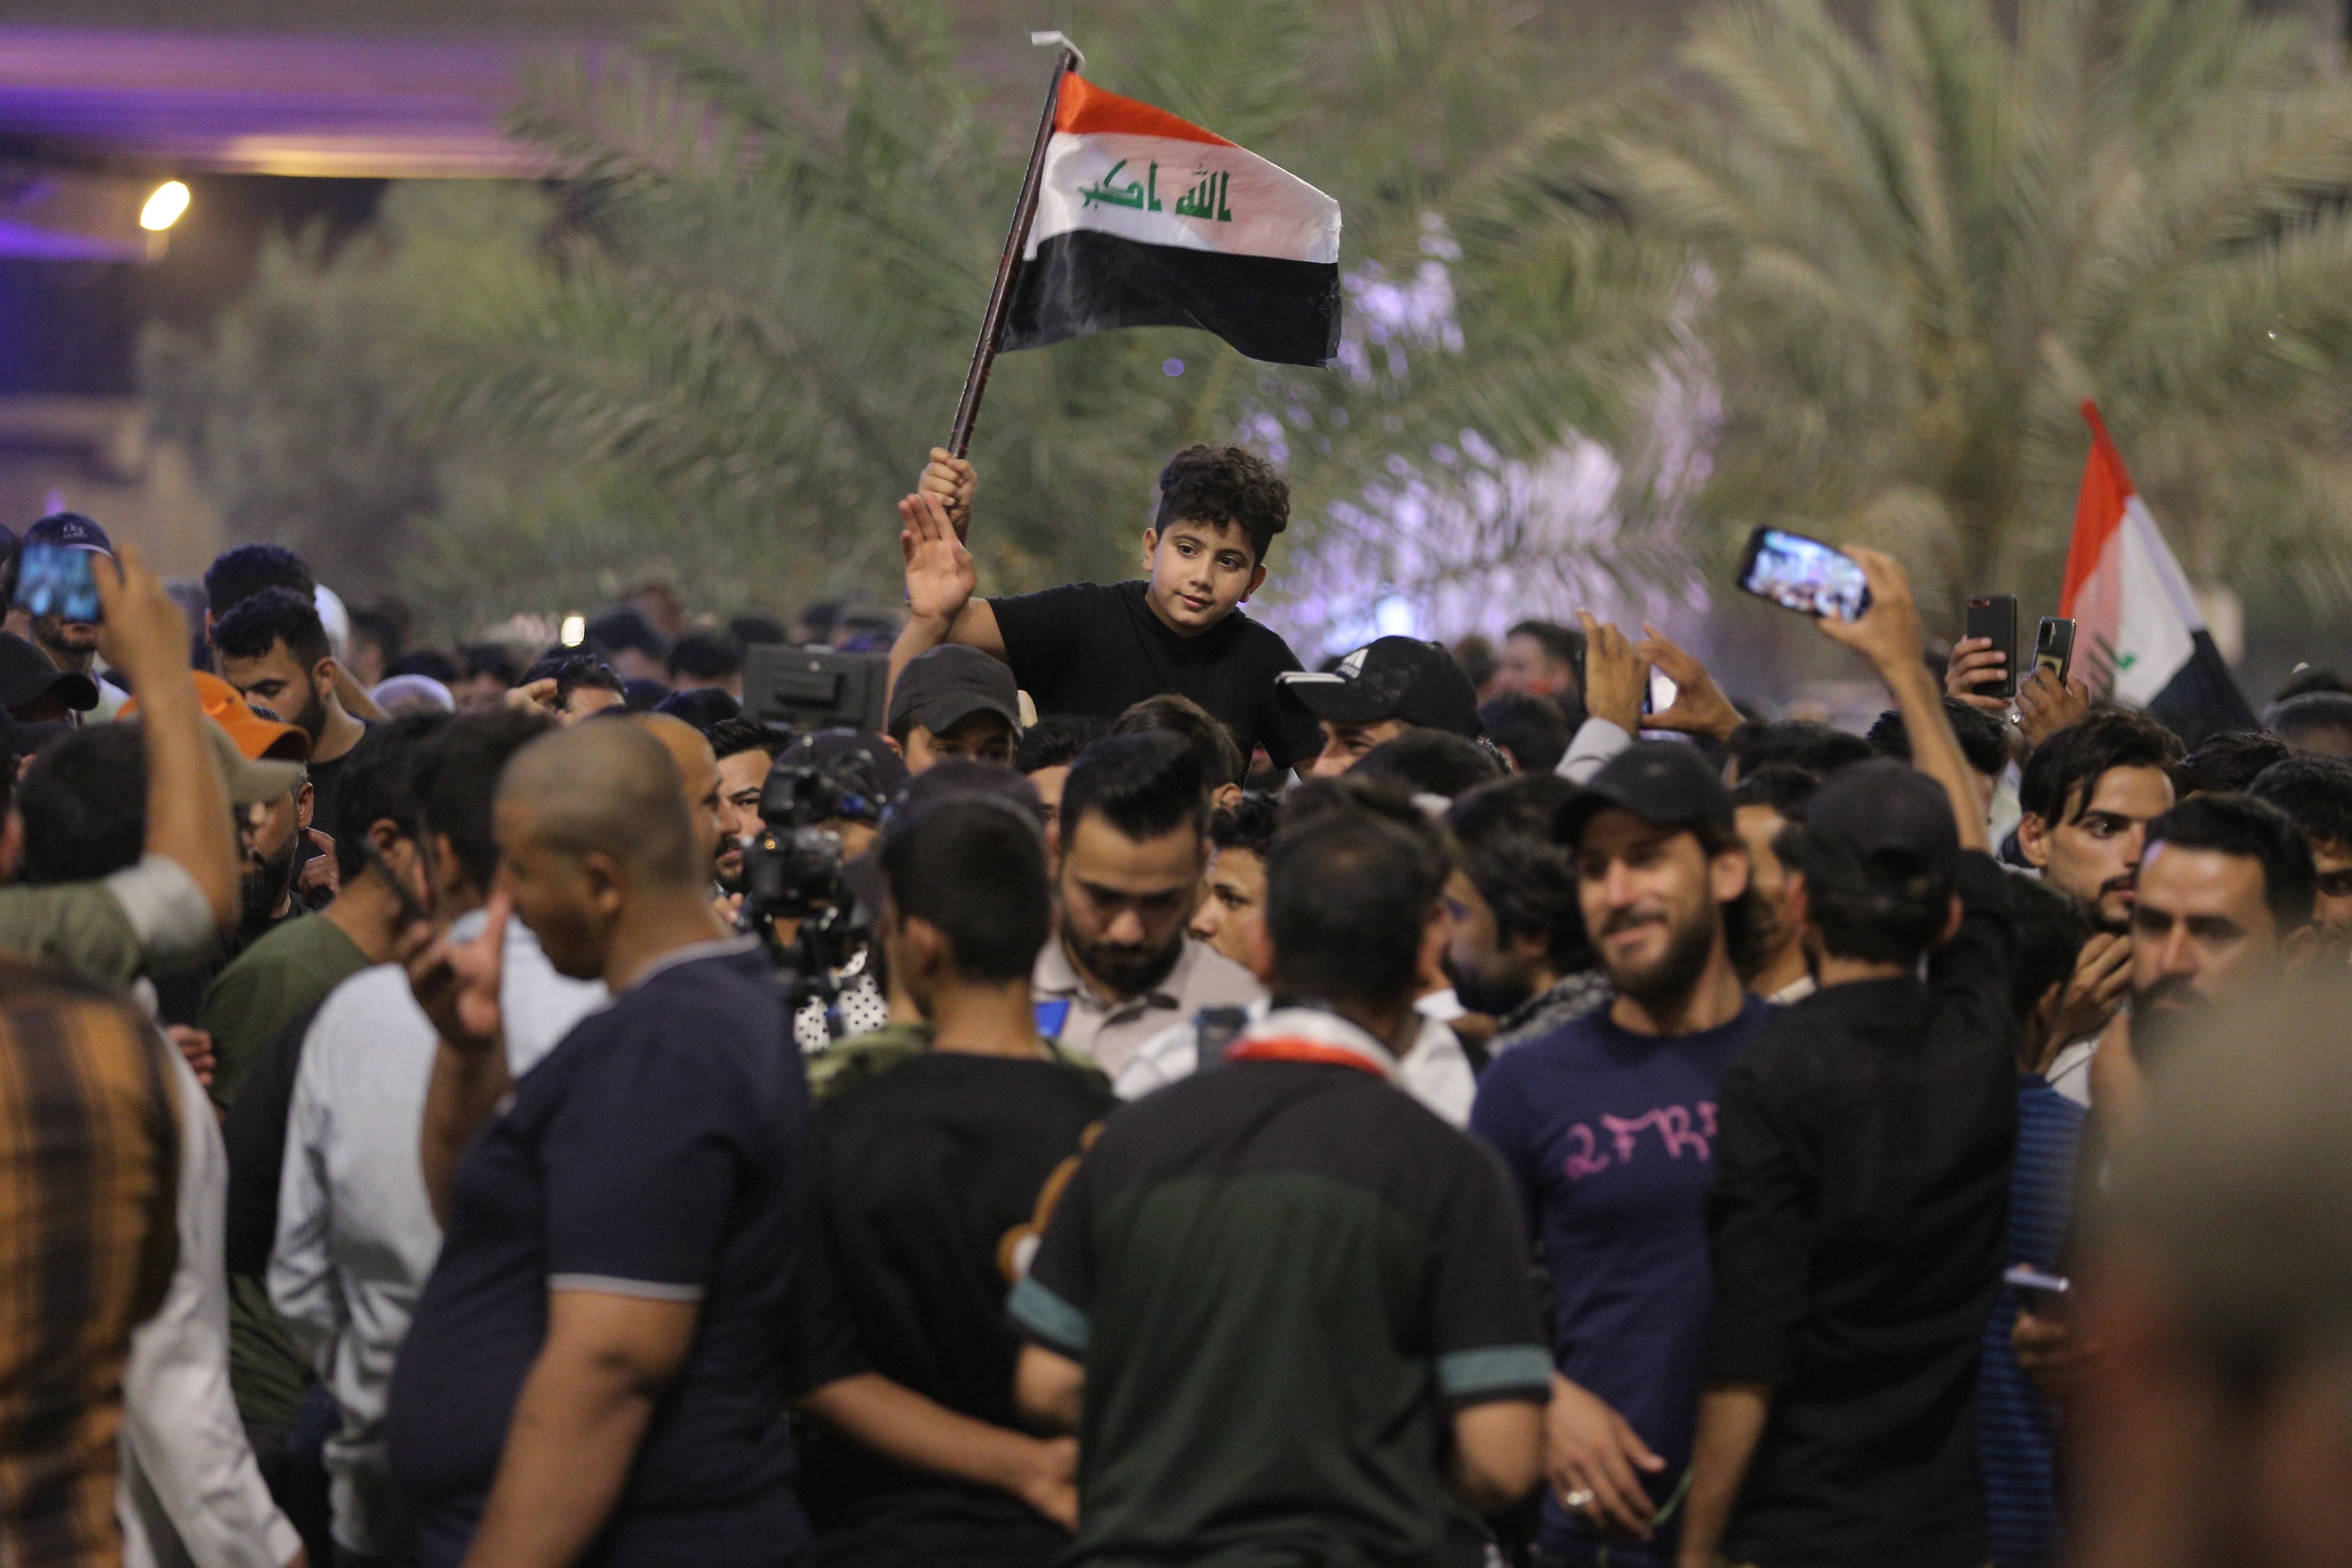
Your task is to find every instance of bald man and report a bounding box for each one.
[390,720,812,1568]
[628,712,727,885]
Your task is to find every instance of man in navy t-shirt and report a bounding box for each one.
[386,718,810,1568]
[1472,741,1768,1567]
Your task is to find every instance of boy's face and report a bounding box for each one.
[1142,518,1265,636]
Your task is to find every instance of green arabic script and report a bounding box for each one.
[1078,159,1234,222]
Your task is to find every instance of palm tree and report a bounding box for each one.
[1610,0,2352,624]
[391,0,1683,635]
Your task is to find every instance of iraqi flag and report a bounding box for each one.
[1001,74,1342,368]
[2060,401,2255,748]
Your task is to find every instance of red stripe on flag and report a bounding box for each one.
[1053,73,1233,148]
[2061,400,2136,619]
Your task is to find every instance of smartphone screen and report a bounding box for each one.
[13,540,100,623]
[1735,527,1871,621]
[1645,668,1679,717]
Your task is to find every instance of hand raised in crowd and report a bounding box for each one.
[2016,664,2092,747]
[1575,611,1647,736]
[1945,635,2010,714]
[917,447,978,541]
[504,677,559,715]
[1634,624,1742,741]
[297,829,339,901]
[1013,1434,1079,1531]
[91,540,192,686]
[901,491,979,625]
[405,891,508,1057]
[2049,930,2132,1049]
[164,1024,216,1090]
[1813,546,1923,676]
[1545,1374,1665,1542]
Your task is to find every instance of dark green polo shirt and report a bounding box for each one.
[1012,1038,1550,1567]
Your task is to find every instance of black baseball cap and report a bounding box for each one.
[0,632,97,716]
[1276,636,1483,737]
[1789,758,1959,899]
[26,511,112,556]
[1555,740,1734,845]
[888,644,1021,739]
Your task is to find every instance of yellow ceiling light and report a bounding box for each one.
[138,180,190,232]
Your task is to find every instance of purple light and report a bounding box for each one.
[1163,358,1184,377]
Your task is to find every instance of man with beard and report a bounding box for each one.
[1030,732,1261,1077]
[216,587,370,832]
[1728,764,1822,1004]
[2015,709,2181,1106]
[2250,752,2352,961]
[2010,791,2316,1417]
[1469,739,1768,1567]
[707,719,786,898]
[1445,772,1609,1055]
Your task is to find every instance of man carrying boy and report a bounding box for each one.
[891,447,1321,771]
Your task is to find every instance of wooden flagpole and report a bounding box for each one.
[947,33,1082,459]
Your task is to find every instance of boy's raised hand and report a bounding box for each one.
[918,448,977,541]
[900,491,978,625]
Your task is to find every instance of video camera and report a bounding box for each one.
[738,737,896,1038]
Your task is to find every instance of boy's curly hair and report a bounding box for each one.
[1155,445,1290,567]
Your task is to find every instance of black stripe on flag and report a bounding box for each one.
[2148,629,2259,751]
[1003,230,1341,368]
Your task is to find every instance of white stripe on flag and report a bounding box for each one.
[2098,496,2198,707]
[1027,130,1341,264]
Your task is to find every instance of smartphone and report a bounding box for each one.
[2034,617,2076,687]
[1734,526,1872,622]
[2003,1262,2072,1316]
[1965,594,2019,701]
[13,539,100,623]
[1645,668,1679,717]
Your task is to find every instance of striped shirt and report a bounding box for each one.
[0,959,180,1568]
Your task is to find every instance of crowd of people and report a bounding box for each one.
[1,439,2349,1568]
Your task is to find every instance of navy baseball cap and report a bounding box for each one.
[888,644,1022,739]
[26,511,111,556]
[1276,636,1483,738]
[1555,741,1735,846]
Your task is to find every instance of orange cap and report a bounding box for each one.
[122,671,311,762]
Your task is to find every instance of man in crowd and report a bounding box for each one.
[1112,693,1246,805]
[1014,715,1108,845]
[0,626,99,725]
[2068,976,2352,1568]
[1444,772,1610,1054]
[273,709,612,1567]
[1471,740,1768,1566]
[2250,752,2352,956]
[388,718,806,1566]
[1011,790,1548,1564]
[1978,877,2097,1568]
[584,606,669,685]
[1031,732,1261,1077]
[1677,547,2016,1568]
[215,587,371,831]
[793,794,1109,1566]
[1480,690,1575,774]
[888,643,1020,772]
[2174,729,2292,796]
[1729,763,1822,1004]
[894,445,1322,770]
[1114,780,1477,1125]
[666,628,743,699]
[1865,695,2011,823]
[2014,708,2181,1104]
[1496,619,1584,701]
[1185,793,1278,970]
[707,718,786,897]
[23,510,129,717]
[1276,635,1487,778]
[0,542,238,982]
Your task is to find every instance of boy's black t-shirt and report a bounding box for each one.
[795,1050,1115,1568]
[987,581,1322,768]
